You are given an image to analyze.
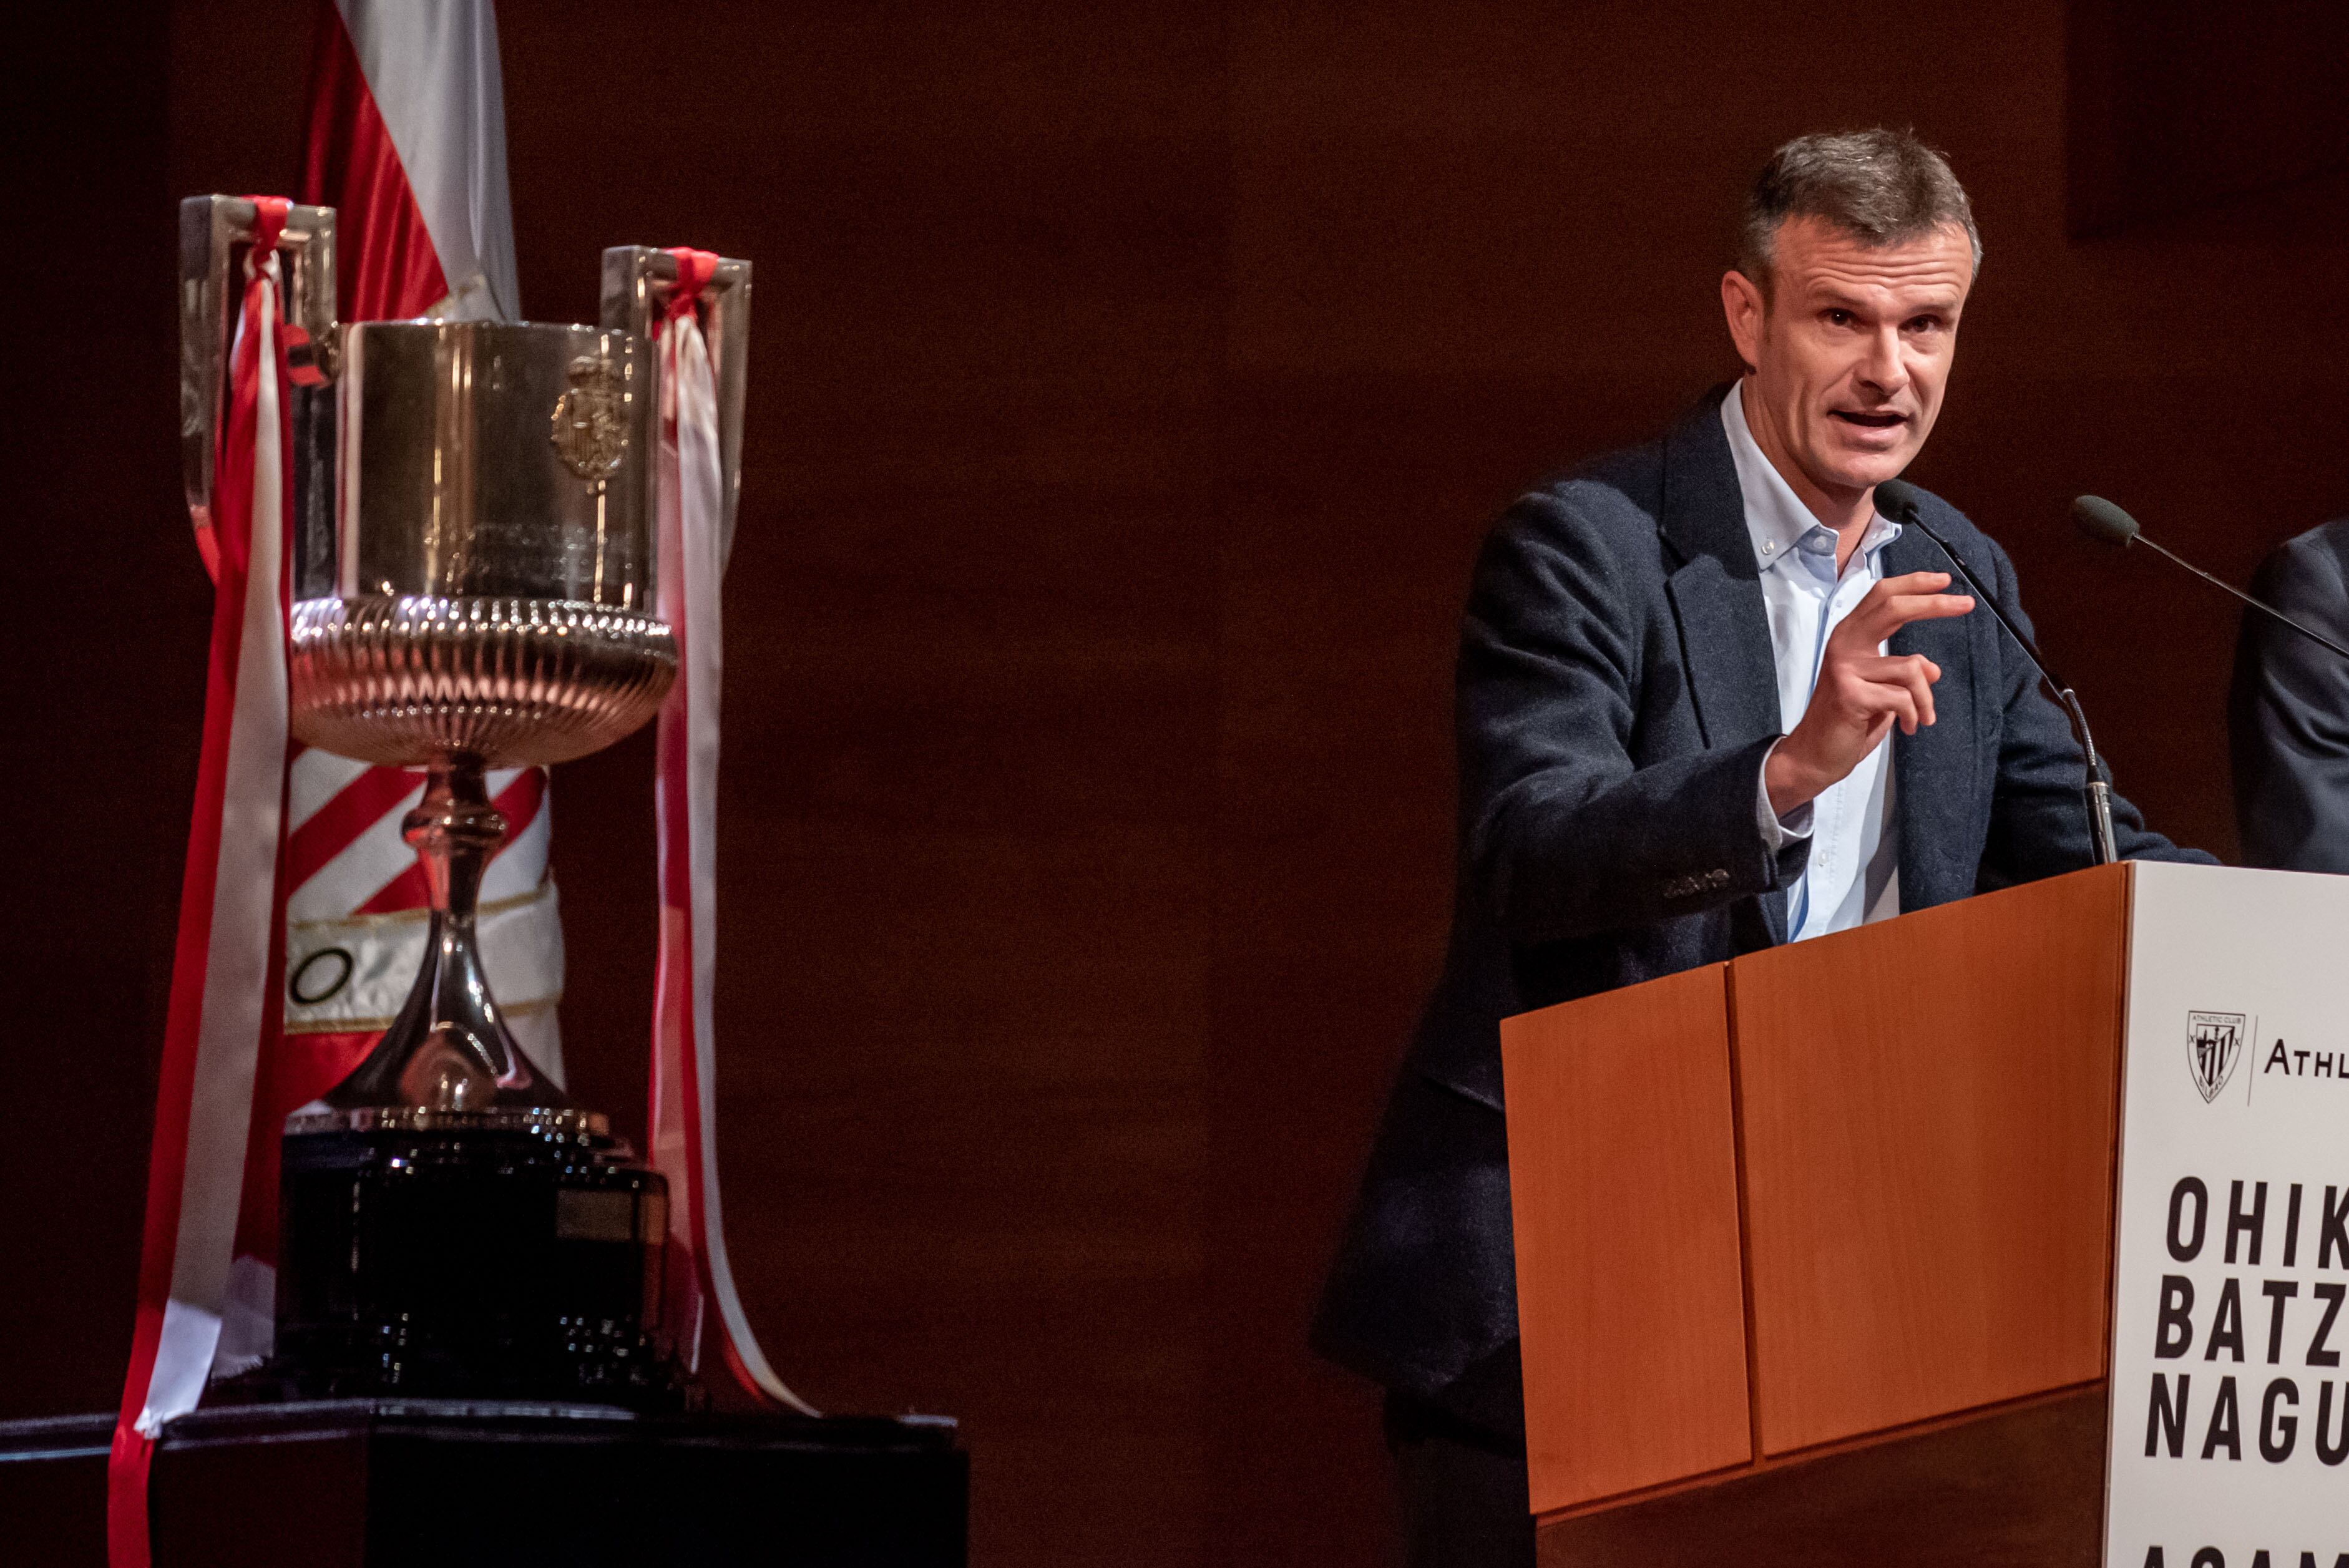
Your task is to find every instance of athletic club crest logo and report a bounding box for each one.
[2186,1011,2247,1104]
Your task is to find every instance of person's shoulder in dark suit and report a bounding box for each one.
[2231,519,2349,870]
[1475,436,1668,582]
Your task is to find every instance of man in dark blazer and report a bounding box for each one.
[2232,521,2349,870]
[1314,130,2209,1567]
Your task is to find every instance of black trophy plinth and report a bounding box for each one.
[0,1401,967,1567]
[235,1116,683,1408]
[226,766,694,1408]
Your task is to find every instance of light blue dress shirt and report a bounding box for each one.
[1722,381,1904,942]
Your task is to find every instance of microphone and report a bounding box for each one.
[2072,495,2349,664]
[1874,479,2119,864]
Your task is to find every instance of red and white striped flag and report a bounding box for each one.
[302,0,518,320]
[208,0,567,1378]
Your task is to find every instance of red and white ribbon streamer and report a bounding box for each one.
[649,248,812,1414]
[110,199,297,1568]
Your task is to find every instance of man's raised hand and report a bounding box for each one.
[1764,570,1975,818]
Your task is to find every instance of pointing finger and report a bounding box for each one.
[1852,591,1975,638]
[1875,571,1955,596]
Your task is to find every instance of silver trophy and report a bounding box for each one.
[181,195,750,1400]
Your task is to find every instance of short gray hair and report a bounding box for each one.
[1738,129,1981,294]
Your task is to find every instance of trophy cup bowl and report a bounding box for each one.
[290,595,678,770]
[183,197,750,1406]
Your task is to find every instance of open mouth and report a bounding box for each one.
[1830,410,1908,430]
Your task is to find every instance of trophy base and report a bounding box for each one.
[1,1401,969,1567]
[260,1119,686,1410]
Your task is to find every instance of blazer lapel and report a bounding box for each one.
[1658,386,1791,943]
[1885,526,1984,910]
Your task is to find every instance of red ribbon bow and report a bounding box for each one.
[663,246,718,322]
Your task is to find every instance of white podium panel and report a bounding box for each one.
[2107,863,2349,1567]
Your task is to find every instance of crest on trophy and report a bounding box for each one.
[551,353,629,485]
[2185,1010,2246,1104]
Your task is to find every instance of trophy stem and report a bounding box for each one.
[318,759,571,1115]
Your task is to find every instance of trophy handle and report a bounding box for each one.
[600,246,752,562]
[180,195,339,553]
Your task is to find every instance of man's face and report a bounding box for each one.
[1721,217,1975,505]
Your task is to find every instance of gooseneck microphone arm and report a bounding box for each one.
[2072,494,2349,665]
[1873,480,2119,865]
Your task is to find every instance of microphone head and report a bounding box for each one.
[2073,495,2141,547]
[1873,477,1923,522]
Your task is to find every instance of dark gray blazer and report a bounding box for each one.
[2232,520,2349,870]
[1313,386,2209,1434]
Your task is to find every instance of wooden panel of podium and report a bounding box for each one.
[1505,863,2135,1565]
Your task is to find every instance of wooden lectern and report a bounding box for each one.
[1505,862,2136,1565]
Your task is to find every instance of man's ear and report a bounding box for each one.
[1721,268,1765,374]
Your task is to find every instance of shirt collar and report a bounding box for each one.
[1720,381,1901,573]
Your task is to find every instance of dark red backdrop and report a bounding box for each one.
[12,3,2346,1563]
